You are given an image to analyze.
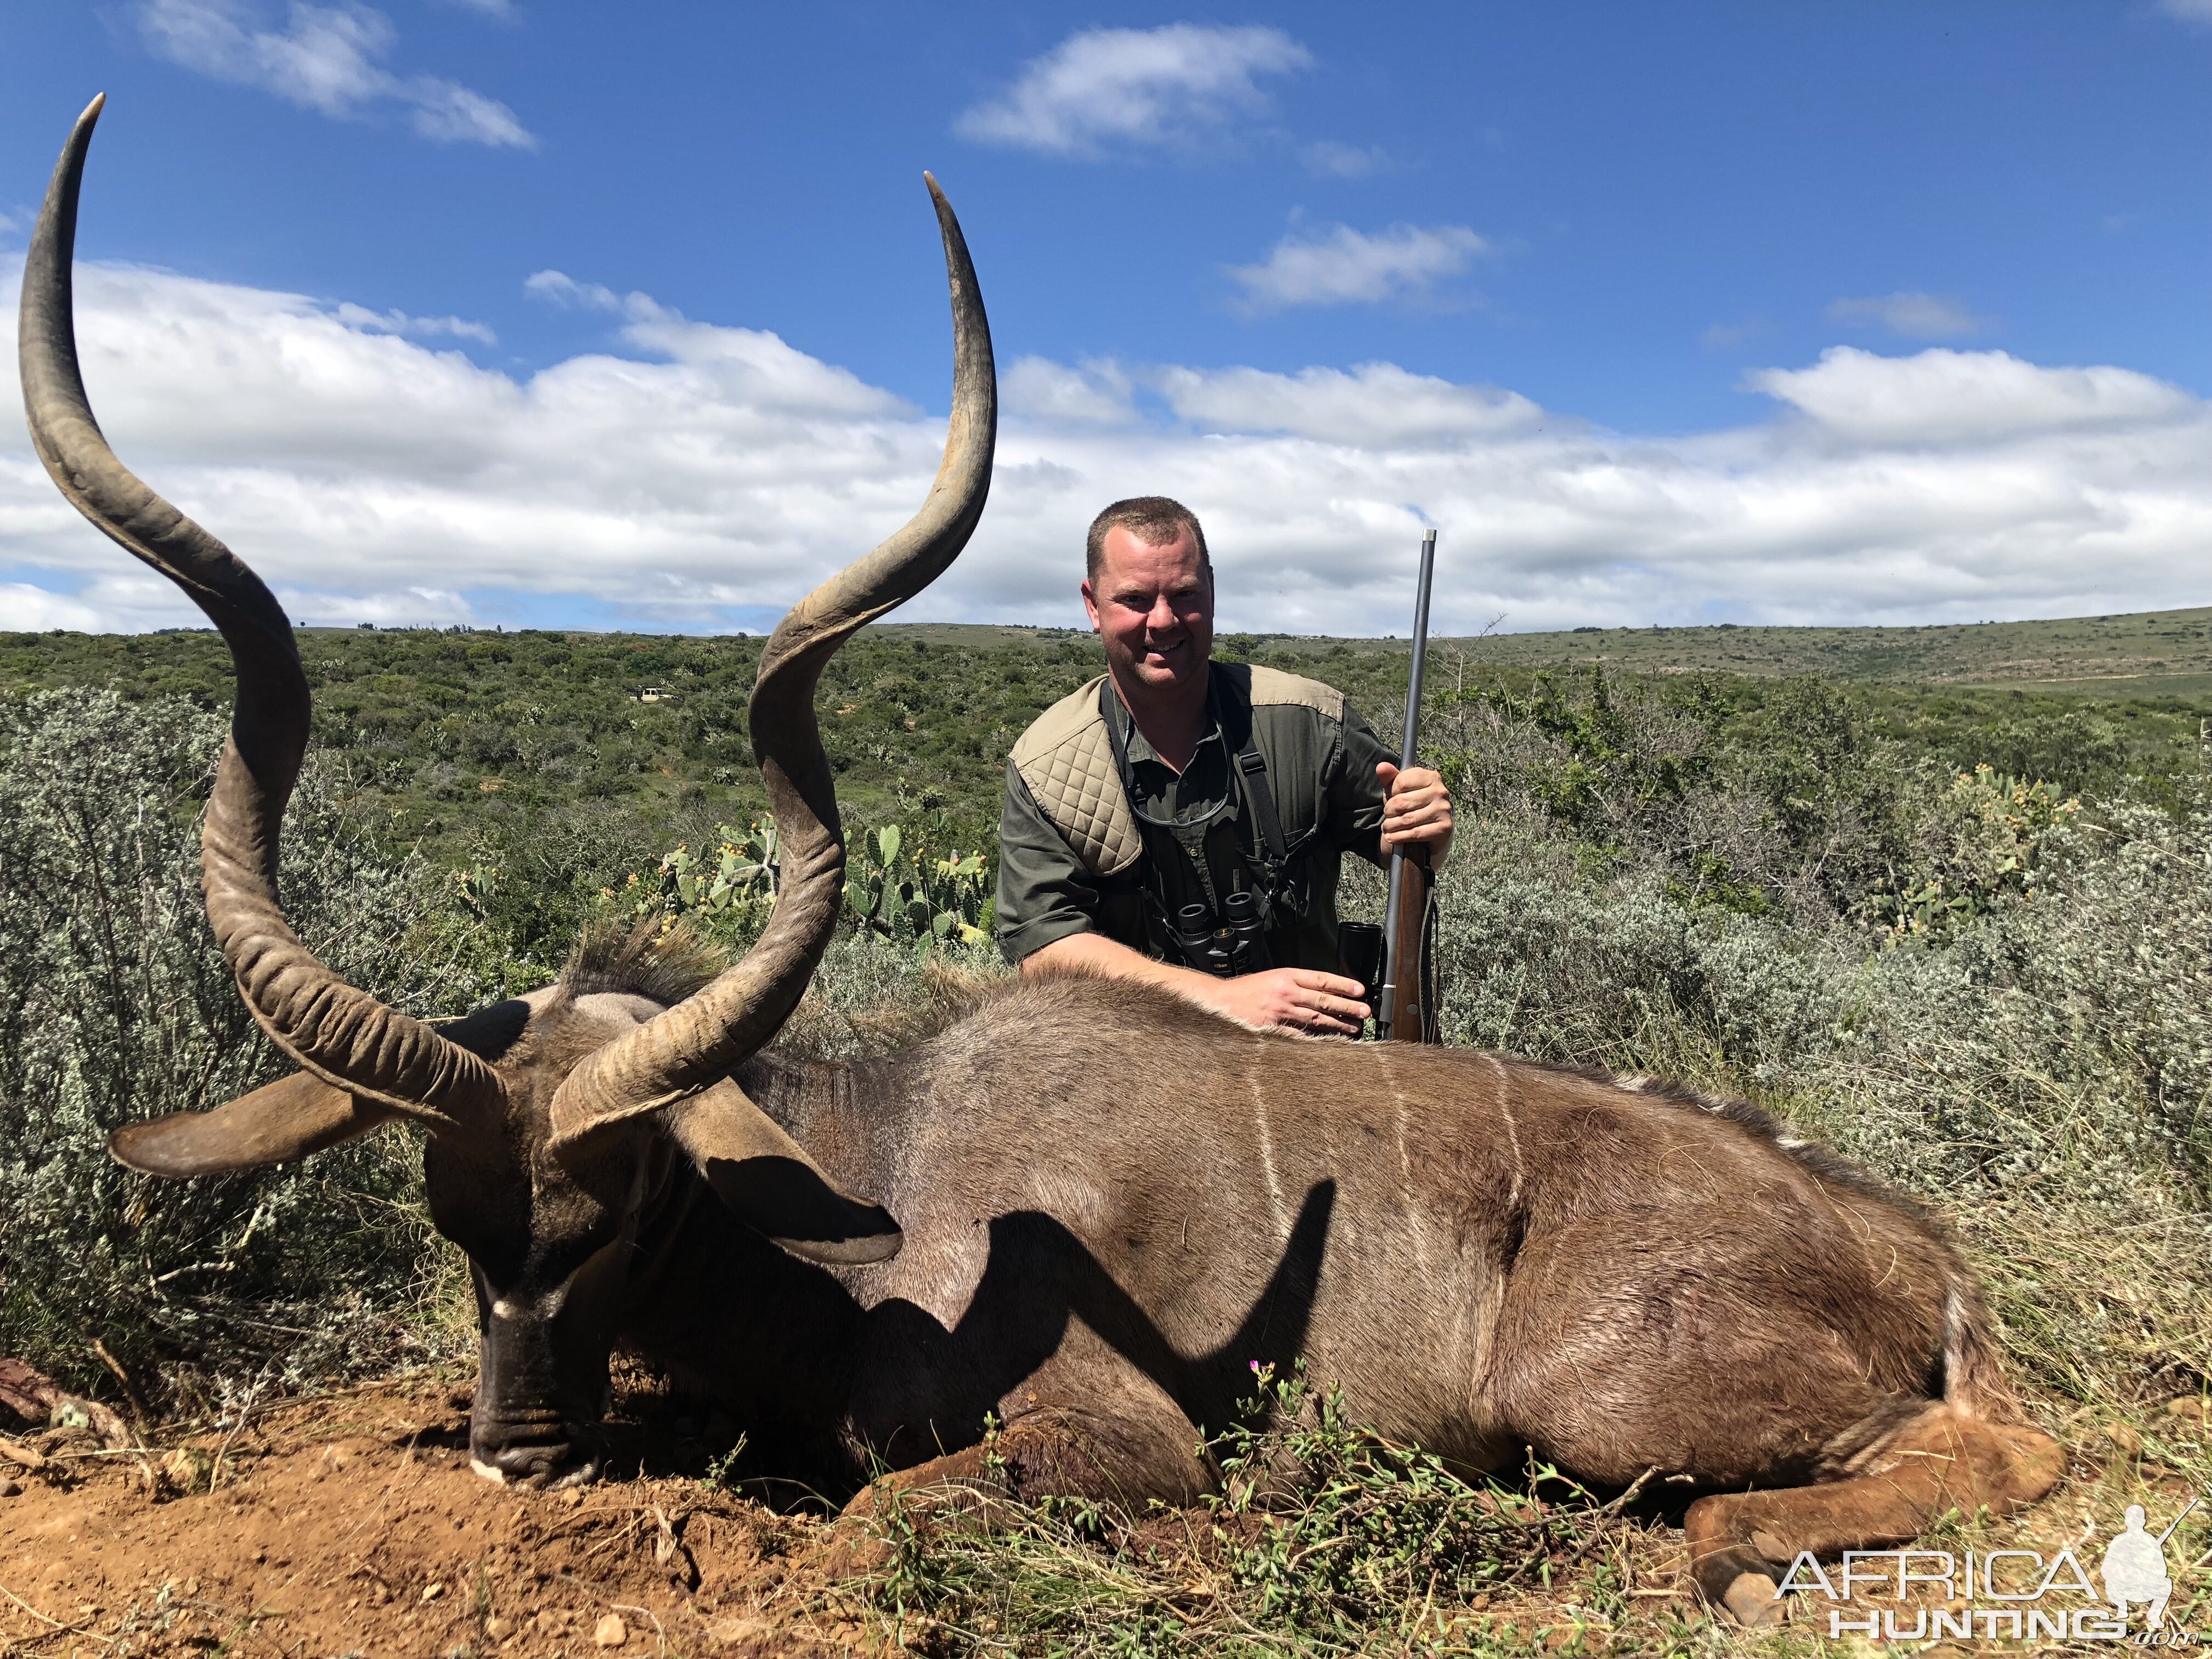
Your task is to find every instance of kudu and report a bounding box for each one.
[25,97,2061,1625]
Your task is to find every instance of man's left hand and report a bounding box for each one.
[1376,761,1454,854]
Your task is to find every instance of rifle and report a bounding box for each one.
[1376,528,1438,1043]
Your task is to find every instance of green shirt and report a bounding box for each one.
[995,662,1397,971]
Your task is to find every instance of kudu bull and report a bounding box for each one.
[25,97,2061,1624]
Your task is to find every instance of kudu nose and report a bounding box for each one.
[470,1409,600,1489]
[470,1298,610,1488]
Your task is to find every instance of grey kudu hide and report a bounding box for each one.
[26,97,2062,1624]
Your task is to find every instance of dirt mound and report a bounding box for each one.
[0,1379,866,1656]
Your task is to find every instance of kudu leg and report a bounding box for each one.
[1682,1406,2064,1627]
[832,1363,1210,1573]
[861,1396,1207,1509]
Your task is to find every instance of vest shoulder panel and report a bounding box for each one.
[1240,662,1345,723]
[1010,675,1144,878]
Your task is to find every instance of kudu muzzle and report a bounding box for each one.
[469,1291,609,1488]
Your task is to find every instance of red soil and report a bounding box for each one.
[0,1379,864,1657]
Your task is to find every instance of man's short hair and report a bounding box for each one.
[1085,497,1211,584]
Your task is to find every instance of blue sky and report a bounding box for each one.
[2,3,2210,636]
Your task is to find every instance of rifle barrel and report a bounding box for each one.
[2157,1493,2200,1545]
[1376,527,1437,1040]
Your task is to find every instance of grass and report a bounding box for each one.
[845,1366,1679,1658]
[827,1341,2212,1656]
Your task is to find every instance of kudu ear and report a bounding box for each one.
[664,1080,904,1267]
[109,1073,400,1178]
[109,998,529,1179]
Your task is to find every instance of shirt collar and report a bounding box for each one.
[1113,669,1226,771]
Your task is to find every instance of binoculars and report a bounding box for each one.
[1171,900,1385,1037]
[1172,890,1273,978]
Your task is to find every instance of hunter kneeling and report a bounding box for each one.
[996,496,1454,1034]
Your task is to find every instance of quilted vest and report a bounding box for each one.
[1010,665,1345,878]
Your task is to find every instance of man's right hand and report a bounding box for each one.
[1204,968,1370,1036]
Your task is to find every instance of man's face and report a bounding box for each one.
[1082,525,1214,697]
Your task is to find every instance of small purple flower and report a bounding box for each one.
[1250,1359,1261,1373]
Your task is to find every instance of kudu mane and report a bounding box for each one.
[561,922,726,1009]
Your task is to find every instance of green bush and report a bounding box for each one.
[0,691,489,1407]
[1206,1363,1564,1639]
[1431,790,2210,1208]
[1420,662,2171,933]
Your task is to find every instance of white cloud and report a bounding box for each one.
[1003,357,1137,426]
[439,0,517,18]
[402,78,532,147]
[955,24,1310,157]
[6,258,2212,639]
[523,270,903,419]
[0,561,216,632]
[1150,363,1542,445]
[1300,141,1387,179]
[280,584,475,627]
[2159,0,2212,21]
[1825,291,1987,339]
[0,583,107,631]
[332,302,495,345]
[1226,223,1487,312]
[138,0,535,148]
[968,357,1542,444]
[524,269,641,316]
[1746,347,2191,445]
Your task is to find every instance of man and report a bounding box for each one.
[2101,1505,2173,1631]
[995,496,1454,1034]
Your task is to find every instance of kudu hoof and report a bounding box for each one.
[1721,1570,1787,1628]
[827,1466,1002,1578]
[1690,1537,1790,1627]
[822,1523,896,1577]
[821,1490,900,1577]
[469,1453,600,1490]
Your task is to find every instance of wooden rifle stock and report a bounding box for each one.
[1376,527,1438,1043]
[1381,845,1433,1042]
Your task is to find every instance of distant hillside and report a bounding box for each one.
[1192,605,2212,693]
[891,605,2212,692]
[29,602,2204,691]
[5,608,2205,922]
[1449,606,2212,689]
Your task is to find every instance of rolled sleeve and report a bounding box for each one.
[994,760,1103,965]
